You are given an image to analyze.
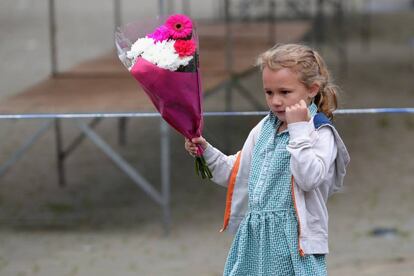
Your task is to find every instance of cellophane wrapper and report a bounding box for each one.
[115,15,212,179]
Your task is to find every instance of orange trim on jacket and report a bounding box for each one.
[291,176,305,257]
[220,151,241,232]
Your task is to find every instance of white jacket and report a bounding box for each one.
[203,113,350,256]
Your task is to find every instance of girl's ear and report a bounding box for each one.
[309,83,320,98]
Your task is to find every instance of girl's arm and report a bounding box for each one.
[287,121,337,192]
[203,144,238,187]
[184,137,237,187]
[185,118,263,187]
[203,119,263,187]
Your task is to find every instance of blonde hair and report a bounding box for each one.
[256,43,339,119]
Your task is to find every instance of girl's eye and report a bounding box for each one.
[265,90,272,95]
[281,90,291,94]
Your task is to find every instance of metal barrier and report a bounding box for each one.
[1,108,413,234]
[1,108,414,119]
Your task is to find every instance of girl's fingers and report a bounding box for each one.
[185,137,207,154]
[184,139,194,153]
[185,139,197,147]
[192,136,205,143]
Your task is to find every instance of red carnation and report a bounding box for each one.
[174,40,196,57]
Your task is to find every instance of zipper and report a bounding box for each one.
[291,176,305,257]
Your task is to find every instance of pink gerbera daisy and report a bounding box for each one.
[165,14,193,39]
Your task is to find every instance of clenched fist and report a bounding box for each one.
[184,136,207,156]
[285,99,311,125]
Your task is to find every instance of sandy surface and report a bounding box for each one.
[1,8,414,276]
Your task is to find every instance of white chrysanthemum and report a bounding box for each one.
[141,40,169,65]
[126,37,154,60]
[156,40,181,70]
[141,39,194,71]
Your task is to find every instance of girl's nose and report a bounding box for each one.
[272,96,282,106]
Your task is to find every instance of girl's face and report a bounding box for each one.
[262,66,318,123]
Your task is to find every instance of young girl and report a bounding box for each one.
[185,43,350,275]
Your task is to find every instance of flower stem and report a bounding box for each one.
[195,156,212,179]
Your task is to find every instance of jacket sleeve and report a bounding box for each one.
[286,120,337,192]
[202,144,238,187]
[202,118,263,187]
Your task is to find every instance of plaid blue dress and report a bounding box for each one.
[223,104,327,276]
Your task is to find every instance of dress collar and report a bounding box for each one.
[309,102,318,117]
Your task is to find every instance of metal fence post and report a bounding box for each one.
[54,118,66,187]
[160,119,171,235]
[182,0,191,16]
[159,0,166,16]
[224,0,234,153]
[48,0,58,77]
[268,0,277,46]
[114,0,122,28]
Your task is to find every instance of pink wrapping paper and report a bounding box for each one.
[131,57,204,155]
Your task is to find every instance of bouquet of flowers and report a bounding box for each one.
[115,14,212,179]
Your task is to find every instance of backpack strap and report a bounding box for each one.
[313,112,332,129]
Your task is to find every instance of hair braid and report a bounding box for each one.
[312,50,338,119]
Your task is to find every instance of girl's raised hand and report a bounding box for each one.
[184,136,207,156]
[285,99,311,125]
